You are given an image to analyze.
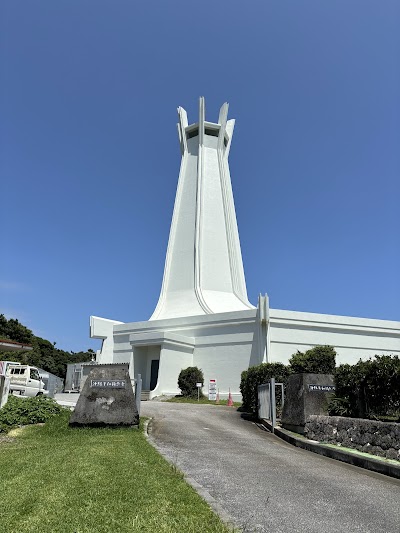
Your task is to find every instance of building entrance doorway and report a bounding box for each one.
[150,359,159,391]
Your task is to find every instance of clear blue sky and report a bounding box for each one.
[1,1,399,352]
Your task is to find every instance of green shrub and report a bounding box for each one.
[0,395,66,433]
[289,345,336,374]
[330,355,400,419]
[177,367,204,398]
[240,363,291,414]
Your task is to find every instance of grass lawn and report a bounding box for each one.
[0,410,230,533]
[166,396,242,408]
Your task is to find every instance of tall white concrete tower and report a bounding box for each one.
[150,97,254,320]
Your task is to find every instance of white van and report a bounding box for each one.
[7,365,48,397]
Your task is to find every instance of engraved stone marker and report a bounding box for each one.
[281,373,335,435]
[69,363,139,428]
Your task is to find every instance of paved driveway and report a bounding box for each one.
[142,401,400,533]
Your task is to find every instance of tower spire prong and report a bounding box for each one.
[177,106,188,153]
[199,96,205,145]
[218,102,229,151]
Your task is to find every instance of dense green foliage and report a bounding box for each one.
[0,395,65,433]
[177,366,204,398]
[240,363,291,413]
[0,314,93,378]
[240,344,399,420]
[289,345,336,374]
[329,355,400,419]
[0,413,229,532]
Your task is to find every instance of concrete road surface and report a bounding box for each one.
[142,401,400,533]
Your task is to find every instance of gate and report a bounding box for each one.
[258,378,285,433]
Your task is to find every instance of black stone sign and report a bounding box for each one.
[91,379,126,389]
[281,373,335,435]
[308,384,335,392]
[69,364,139,428]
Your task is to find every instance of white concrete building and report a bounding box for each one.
[91,98,400,400]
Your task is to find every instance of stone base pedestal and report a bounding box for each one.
[281,373,335,435]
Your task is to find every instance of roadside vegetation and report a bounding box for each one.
[0,395,65,433]
[240,346,400,421]
[0,410,230,533]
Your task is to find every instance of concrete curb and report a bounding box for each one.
[56,400,76,408]
[260,419,400,480]
[144,417,239,531]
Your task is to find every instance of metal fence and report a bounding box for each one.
[258,378,285,433]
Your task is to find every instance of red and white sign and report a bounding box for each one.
[208,379,217,401]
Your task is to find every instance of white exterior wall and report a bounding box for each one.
[91,307,400,401]
[269,309,400,366]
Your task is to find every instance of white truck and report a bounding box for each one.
[6,364,48,397]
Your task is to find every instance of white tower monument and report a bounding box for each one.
[151,97,254,320]
[90,98,400,400]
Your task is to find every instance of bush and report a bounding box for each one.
[240,363,291,414]
[0,395,66,433]
[289,345,336,374]
[330,355,400,419]
[178,367,204,398]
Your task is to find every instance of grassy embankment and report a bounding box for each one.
[0,409,230,533]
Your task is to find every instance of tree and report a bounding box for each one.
[178,367,204,398]
[0,314,34,344]
[0,315,94,379]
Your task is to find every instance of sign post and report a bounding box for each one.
[208,379,217,401]
[196,382,202,402]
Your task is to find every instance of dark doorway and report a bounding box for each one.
[150,359,159,391]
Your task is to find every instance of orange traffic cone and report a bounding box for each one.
[227,388,234,407]
[216,389,220,404]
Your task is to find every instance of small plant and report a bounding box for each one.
[0,395,66,433]
[177,366,204,398]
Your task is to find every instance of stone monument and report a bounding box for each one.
[281,373,335,434]
[69,363,139,428]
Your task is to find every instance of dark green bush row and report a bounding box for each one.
[0,395,66,433]
[329,355,400,419]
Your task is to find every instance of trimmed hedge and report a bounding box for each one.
[240,363,291,413]
[330,355,400,419]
